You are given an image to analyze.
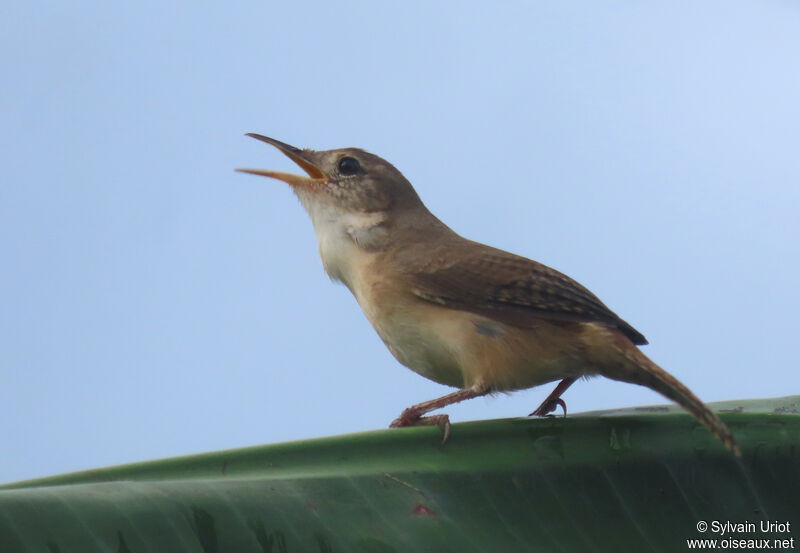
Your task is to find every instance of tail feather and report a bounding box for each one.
[602,335,741,456]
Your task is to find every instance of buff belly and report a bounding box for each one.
[362,293,597,392]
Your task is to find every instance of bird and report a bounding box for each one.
[237,133,740,456]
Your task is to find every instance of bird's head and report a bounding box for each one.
[237,134,422,215]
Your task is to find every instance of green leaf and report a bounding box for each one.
[2,396,799,552]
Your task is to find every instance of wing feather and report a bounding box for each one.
[410,244,648,345]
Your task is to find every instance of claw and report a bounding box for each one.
[388,388,488,444]
[530,397,568,417]
[529,377,576,418]
[390,411,452,443]
[429,414,451,444]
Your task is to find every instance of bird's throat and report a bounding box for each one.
[299,195,389,288]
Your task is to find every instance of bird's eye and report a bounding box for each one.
[338,156,361,176]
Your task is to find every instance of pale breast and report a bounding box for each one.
[350,261,467,388]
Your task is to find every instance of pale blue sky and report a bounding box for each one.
[2,2,798,483]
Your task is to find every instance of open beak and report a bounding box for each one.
[236,133,328,187]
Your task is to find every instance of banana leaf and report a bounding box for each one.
[1,396,798,552]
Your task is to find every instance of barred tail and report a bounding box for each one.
[602,335,740,456]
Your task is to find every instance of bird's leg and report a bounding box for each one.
[390,387,488,443]
[529,377,576,417]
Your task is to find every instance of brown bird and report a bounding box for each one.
[238,134,740,456]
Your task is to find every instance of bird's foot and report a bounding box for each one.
[529,397,567,417]
[390,409,452,444]
[389,388,487,444]
[529,377,576,418]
